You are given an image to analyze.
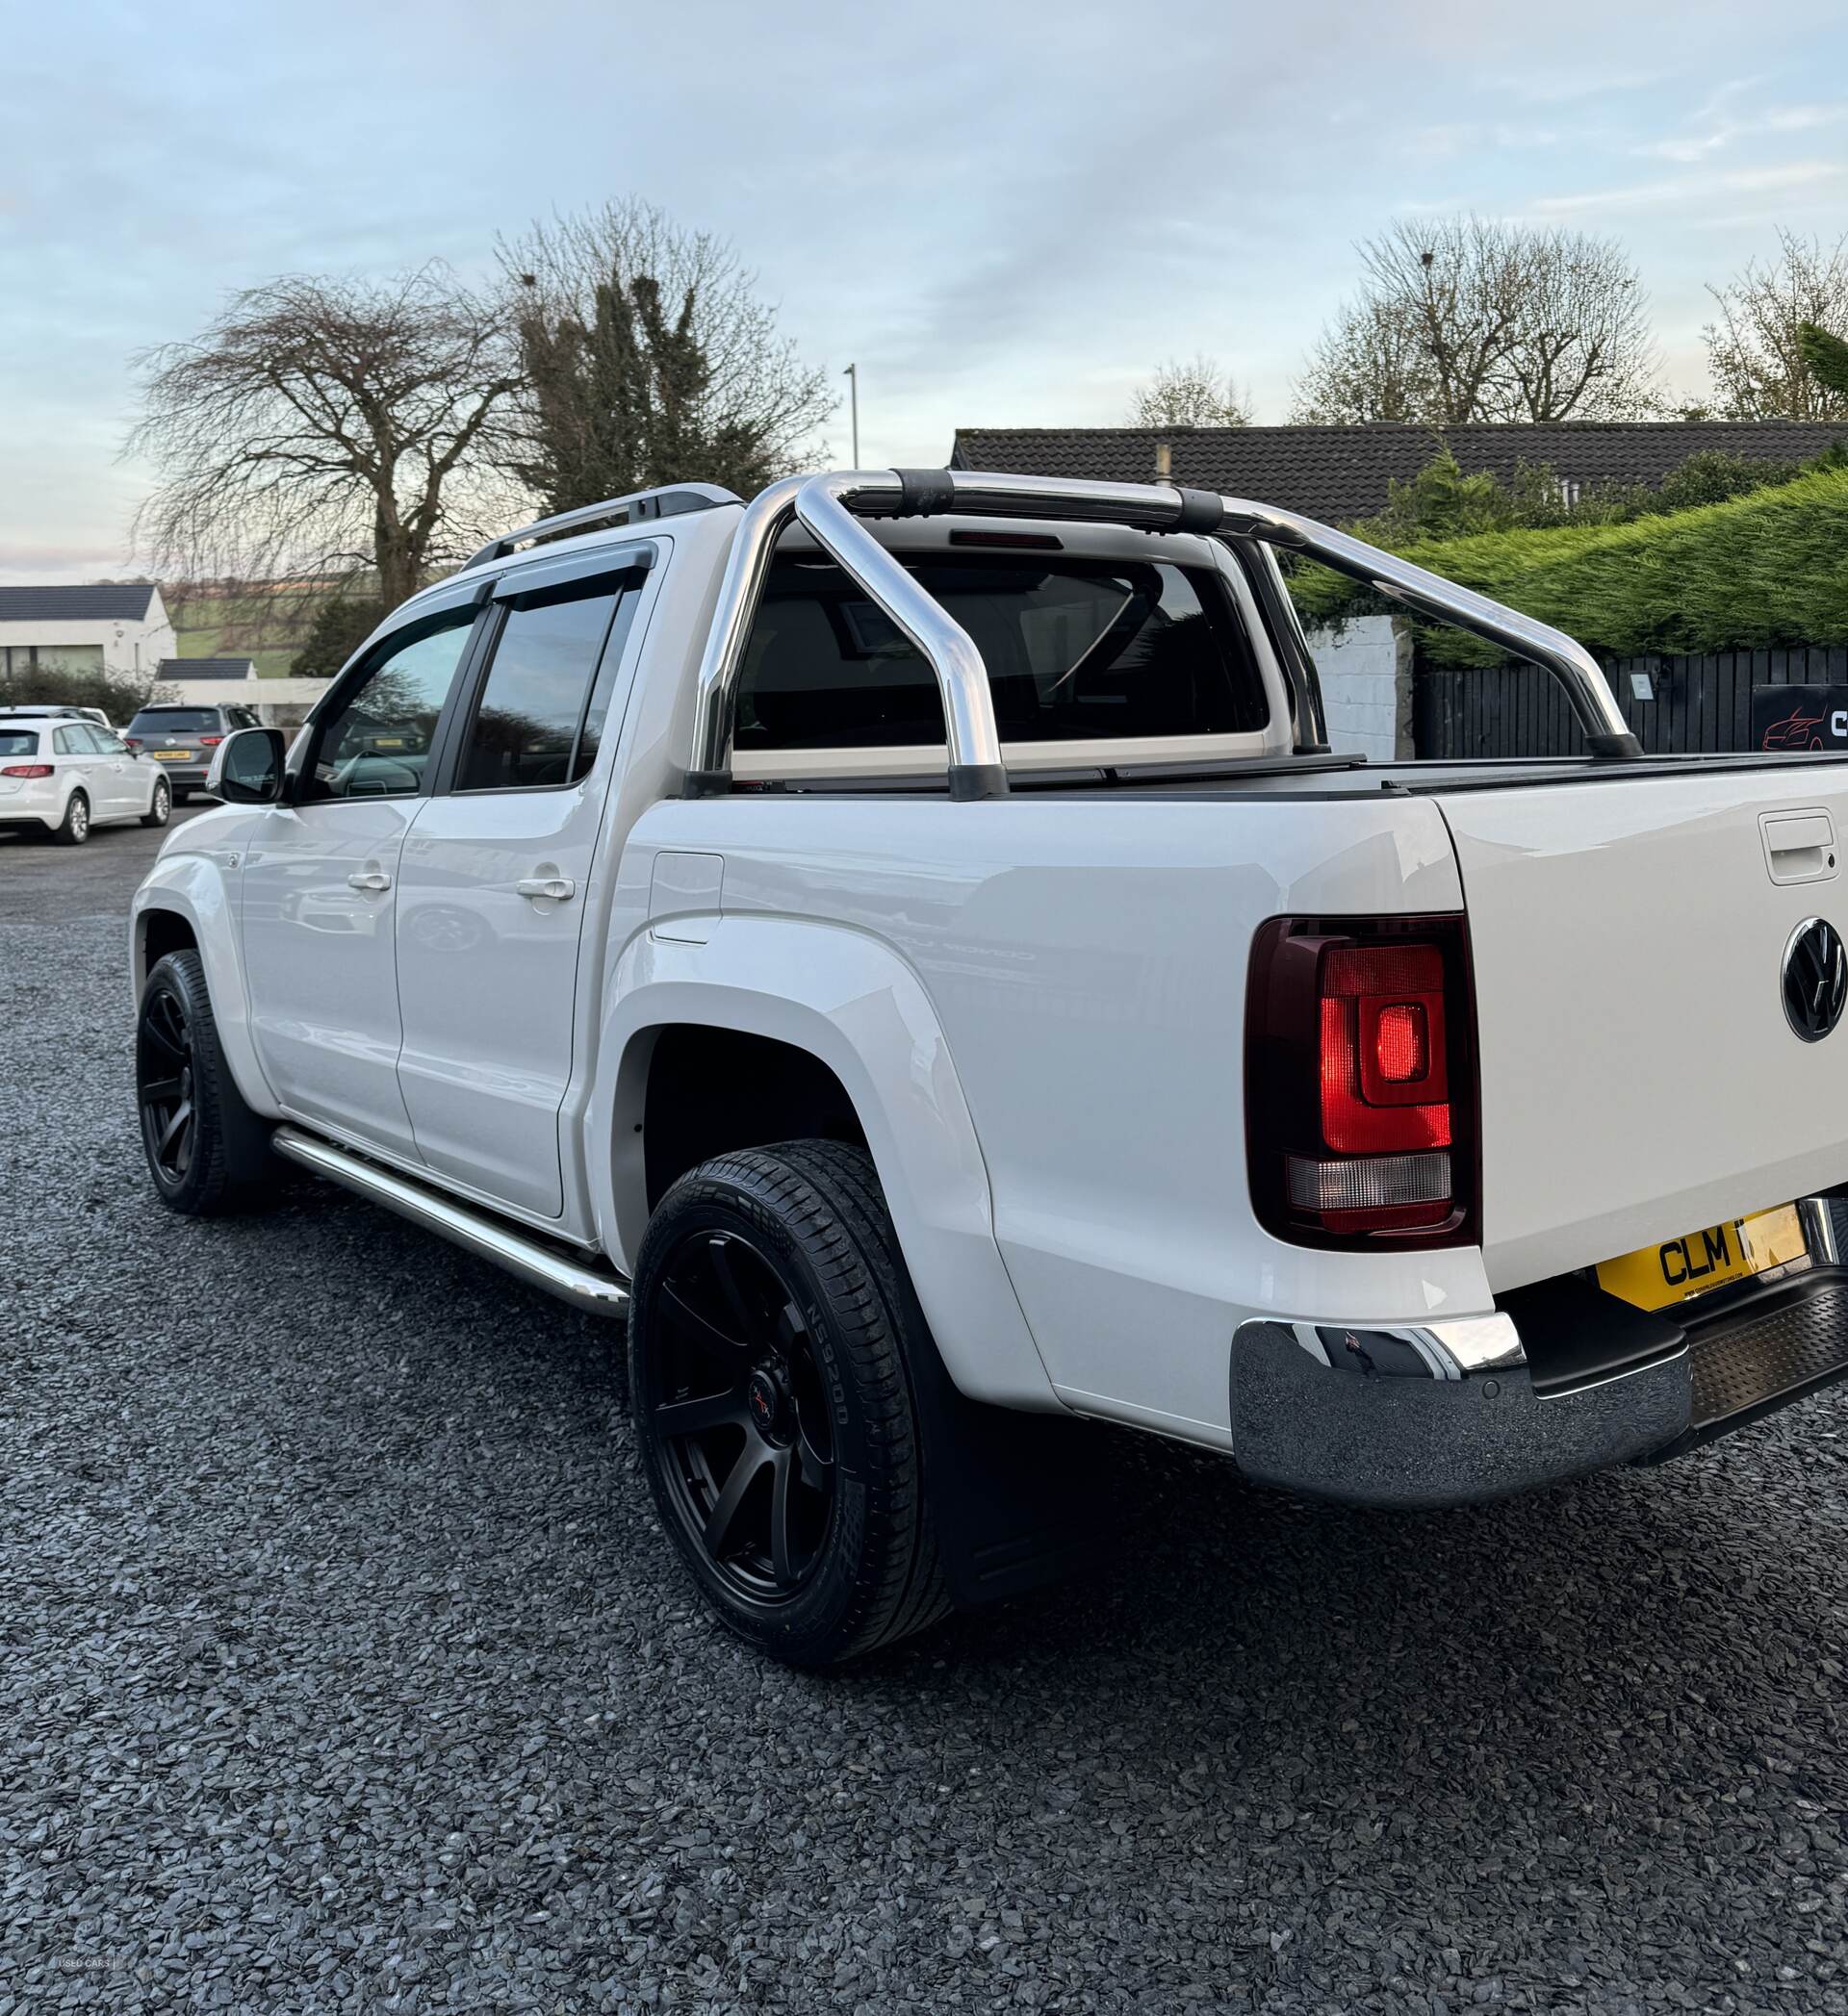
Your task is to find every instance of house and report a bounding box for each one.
[0,583,176,686]
[949,420,1847,525]
[157,656,257,683]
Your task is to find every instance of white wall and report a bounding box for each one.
[1307,616,1408,762]
[156,676,330,724]
[0,592,177,678]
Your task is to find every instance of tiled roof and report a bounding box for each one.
[157,657,255,680]
[0,583,159,622]
[949,421,1848,526]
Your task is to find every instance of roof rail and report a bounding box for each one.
[464,482,742,570]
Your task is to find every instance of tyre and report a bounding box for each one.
[136,949,276,1215]
[51,790,90,846]
[141,778,171,829]
[629,1141,949,1667]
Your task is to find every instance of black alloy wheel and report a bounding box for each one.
[648,1227,836,1598]
[139,982,197,1187]
[629,1142,949,1666]
[135,949,276,1215]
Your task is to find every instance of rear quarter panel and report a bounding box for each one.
[624,794,1489,1445]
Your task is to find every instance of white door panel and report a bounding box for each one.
[391,567,640,1220]
[241,802,423,1157]
[397,791,599,1215]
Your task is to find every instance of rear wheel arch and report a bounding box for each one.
[596,956,1060,1416]
[637,1023,868,1212]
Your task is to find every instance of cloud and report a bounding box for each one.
[1399,122,1566,161]
[1527,159,1848,216]
[1634,95,1847,163]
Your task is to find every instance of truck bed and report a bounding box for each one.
[761,750,1848,802]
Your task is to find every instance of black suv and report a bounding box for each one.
[123,702,262,803]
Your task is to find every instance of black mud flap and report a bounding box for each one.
[907,1339,1118,1610]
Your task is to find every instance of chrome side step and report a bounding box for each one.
[270,1125,630,1319]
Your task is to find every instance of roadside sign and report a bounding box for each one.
[1752,685,1848,753]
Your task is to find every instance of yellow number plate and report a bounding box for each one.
[155,750,191,759]
[1597,1204,1808,1312]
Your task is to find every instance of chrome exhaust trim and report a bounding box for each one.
[271,1125,630,1319]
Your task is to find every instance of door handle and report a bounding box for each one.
[517,876,577,903]
[347,870,393,893]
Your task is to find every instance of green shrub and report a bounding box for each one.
[0,664,173,726]
[1292,464,1848,663]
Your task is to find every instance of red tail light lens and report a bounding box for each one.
[198,735,224,748]
[1246,915,1476,1246]
[1,763,52,778]
[123,737,141,752]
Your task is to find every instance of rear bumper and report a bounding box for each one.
[1231,1212,1848,1508]
[148,763,210,787]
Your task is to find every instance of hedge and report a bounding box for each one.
[1290,465,1848,665]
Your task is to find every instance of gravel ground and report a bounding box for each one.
[3,812,1848,2014]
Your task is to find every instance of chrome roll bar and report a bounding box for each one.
[680,468,1641,799]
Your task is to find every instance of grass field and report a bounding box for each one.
[166,580,346,678]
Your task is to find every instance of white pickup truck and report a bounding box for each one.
[131,466,1848,1665]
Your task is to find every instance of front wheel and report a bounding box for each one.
[628,1141,949,1667]
[137,950,275,1215]
[141,778,171,829]
[52,790,90,845]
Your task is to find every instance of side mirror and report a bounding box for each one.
[211,727,287,804]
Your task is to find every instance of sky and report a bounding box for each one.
[2,0,1845,583]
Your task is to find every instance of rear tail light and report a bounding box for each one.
[123,737,141,752]
[199,735,224,748]
[1,764,52,778]
[1245,914,1476,1246]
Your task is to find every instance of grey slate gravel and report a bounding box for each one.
[3,814,1847,2013]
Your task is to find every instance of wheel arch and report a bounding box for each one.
[131,861,281,1120]
[590,918,1059,1412]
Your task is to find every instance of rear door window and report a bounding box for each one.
[0,729,40,757]
[451,582,629,793]
[736,552,1269,751]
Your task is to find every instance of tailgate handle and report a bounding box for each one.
[1761,809,1837,885]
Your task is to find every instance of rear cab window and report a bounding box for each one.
[0,729,40,758]
[734,547,1271,772]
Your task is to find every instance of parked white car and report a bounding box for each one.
[128,468,1848,1666]
[2,713,171,843]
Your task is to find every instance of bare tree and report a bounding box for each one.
[1292,217,1662,424]
[1127,355,1252,428]
[500,202,834,513]
[1705,233,1848,421]
[129,267,526,611]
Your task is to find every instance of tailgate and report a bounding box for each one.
[1438,766,1848,1291]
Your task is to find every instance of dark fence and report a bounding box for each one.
[1414,645,1848,759]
